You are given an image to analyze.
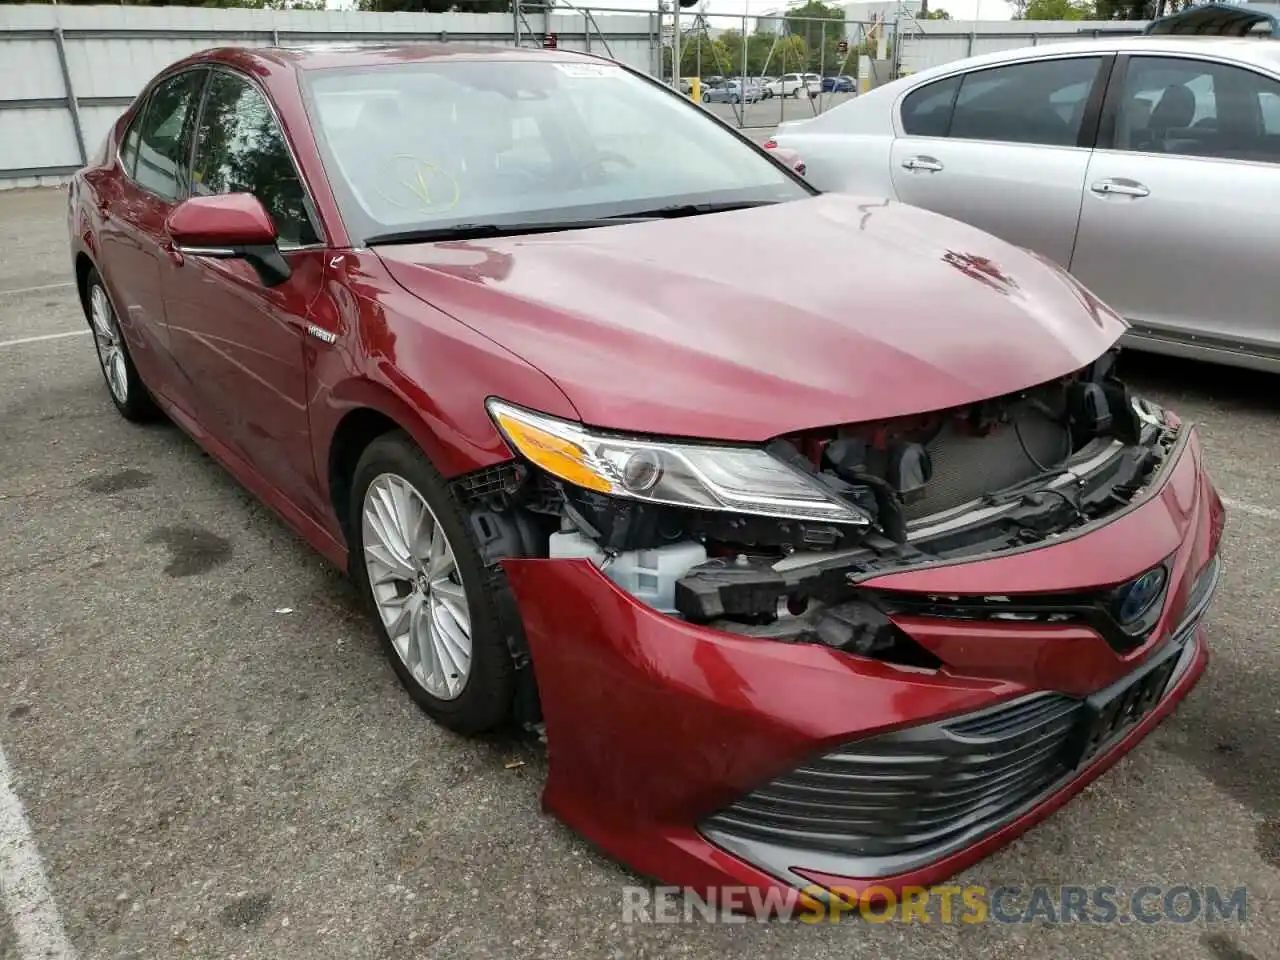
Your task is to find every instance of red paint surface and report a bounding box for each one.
[377,194,1127,441]
[165,193,278,247]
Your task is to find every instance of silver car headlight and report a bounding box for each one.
[487,399,870,526]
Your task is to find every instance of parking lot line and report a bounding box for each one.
[1221,496,1280,522]
[0,282,74,297]
[0,330,89,350]
[0,744,76,960]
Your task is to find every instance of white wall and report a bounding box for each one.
[897,18,1147,75]
[0,2,657,188]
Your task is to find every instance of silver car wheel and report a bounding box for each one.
[361,473,472,701]
[90,283,128,404]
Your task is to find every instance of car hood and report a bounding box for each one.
[376,194,1126,442]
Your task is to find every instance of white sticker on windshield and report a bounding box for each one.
[554,62,621,78]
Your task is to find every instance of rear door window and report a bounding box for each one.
[901,75,961,137]
[1112,55,1280,163]
[119,115,142,177]
[132,69,206,202]
[948,57,1103,146]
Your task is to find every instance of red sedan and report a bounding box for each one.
[68,44,1223,908]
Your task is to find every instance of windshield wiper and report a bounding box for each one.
[364,203,780,245]
[606,199,781,220]
[365,218,654,246]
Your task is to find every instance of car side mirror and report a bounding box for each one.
[769,146,807,178]
[165,193,292,287]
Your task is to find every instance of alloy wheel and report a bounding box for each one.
[90,284,128,404]
[361,473,473,701]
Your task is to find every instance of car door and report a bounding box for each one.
[1070,53,1280,356]
[162,67,332,522]
[94,68,207,404]
[889,54,1111,268]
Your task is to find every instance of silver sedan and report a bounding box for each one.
[773,36,1280,373]
[701,79,761,104]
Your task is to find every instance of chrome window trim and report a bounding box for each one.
[174,245,238,257]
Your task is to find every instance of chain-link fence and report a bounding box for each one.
[651,9,899,130]
[507,2,907,131]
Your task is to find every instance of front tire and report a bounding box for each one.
[349,431,516,735]
[86,269,158,422]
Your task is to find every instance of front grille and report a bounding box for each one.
[703,692,1081,865]
[701,568,1213,881]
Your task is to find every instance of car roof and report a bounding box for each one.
[903,34,1280,82]
[188,42,599,74]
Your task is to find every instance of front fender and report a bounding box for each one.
[308,250,581,532]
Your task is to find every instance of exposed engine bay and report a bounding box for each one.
[457,348,1179,673]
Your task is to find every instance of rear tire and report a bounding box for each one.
[85,268,158,423]
[349,431,516,735]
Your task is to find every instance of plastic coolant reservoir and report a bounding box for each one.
[547,531,707,614]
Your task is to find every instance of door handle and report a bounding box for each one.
[902,155,944,172]
[1090,178,1149,198]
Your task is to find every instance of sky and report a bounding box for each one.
[326,0,1015,22]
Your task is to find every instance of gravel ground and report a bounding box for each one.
[0,185,1276,960]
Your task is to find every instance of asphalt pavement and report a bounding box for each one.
[702,91,854,141]
[0,184,1277,960]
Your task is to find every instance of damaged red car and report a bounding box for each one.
[68,44,1224,906]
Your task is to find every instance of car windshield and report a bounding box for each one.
[303,57,811,243]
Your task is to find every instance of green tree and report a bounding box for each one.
[1092,0,1193,18]
[784,0,845,46]
[773,34,810,73]
[709,29,780,76]
[1019,0,1095,19]
[921,8,952,18]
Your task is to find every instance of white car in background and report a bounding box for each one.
[771,36,1280,372]
[765,72,819,98]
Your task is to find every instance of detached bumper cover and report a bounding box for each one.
[703,561,1215,888]
[502,426,1224,900]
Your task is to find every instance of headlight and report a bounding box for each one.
[487,400,870,525]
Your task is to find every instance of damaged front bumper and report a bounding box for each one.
[500,425,1224,904]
